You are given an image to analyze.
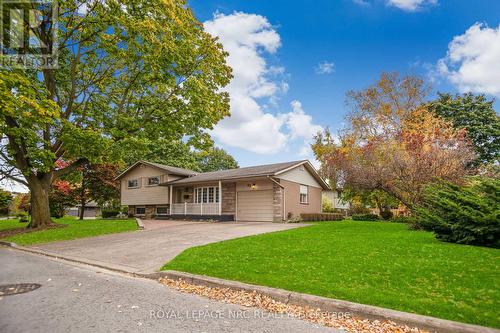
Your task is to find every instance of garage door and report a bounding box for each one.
[237,190,274,222]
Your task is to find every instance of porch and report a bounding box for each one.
[163,181,227,219]
[170,202,220,215]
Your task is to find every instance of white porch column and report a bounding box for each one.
[218,180,222,216]
[169,185,173,214]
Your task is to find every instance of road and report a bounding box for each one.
[0,248,340,333]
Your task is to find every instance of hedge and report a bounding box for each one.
[101,210,120,218]
[352,213,379,221]
[300,213,344,221]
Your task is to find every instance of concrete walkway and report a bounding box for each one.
[30,221,308,274]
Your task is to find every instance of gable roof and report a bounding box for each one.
[162,160,330,189]
[115,161,198,180]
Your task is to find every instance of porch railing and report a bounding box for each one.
[171,203,219,215]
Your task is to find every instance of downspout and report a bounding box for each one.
[267,176,285,221]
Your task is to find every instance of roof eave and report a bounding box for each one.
[160,173,276,186]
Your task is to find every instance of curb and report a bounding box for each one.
[135,218,145,230]
[0,242,139,277]
[150,270,499,333]
[2,241,497,333]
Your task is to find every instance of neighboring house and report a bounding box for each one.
[116,160,330,222]
[67,201,101,218]
[322,190,350,212]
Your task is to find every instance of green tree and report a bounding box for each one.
[0,0,232,228]
[122,139,202,172]
[0,189,12,215]
[428,93,500,166]
[197,147,239,172]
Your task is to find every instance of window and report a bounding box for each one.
[156,206,169,215]
[128,179,139,188]
[148,176,160,186]
[194,186,220,203]
[135,207,146,215]
[300,185,308,204]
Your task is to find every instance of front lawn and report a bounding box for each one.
[1,217,138,245]
[163,221,500,328]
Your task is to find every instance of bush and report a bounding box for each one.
[17,212,28,223]
[322,197,335,213]
[416,177,500,248]
[392,215,416,224]
[380,209,393,220]
[101,210,120,218]
[300,213,344,222]
[352,213,379,221]
[348,204,371,216]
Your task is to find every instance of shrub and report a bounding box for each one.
[392,215,416,224]
[348,204,371,216]
[17,212,28,223]
[352,213,379,221]
[416,177,500,248]
[101,210,120,218]
[322,197,335,213]
[300,213,344,222]
[380,209,394,220]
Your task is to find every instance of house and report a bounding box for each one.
[66,201,101,218]
[322,190,350,212]
[116,160,330,222]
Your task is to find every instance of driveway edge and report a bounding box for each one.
[149,270,499,333]
[0,242,139,276]
[135,218,145,230]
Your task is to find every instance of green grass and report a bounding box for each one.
[1,216,138,245]
[163,221,500,328]
[0,219,28,231]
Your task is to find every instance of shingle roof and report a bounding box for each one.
[163,160,309,185]
[143,161,198,176]
[115,161,197,180]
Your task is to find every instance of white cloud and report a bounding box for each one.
[438,23,500,97]
[205,12,322,155]
[315,61,335,74]
[287,100,323,140]
[352,0,370,7]
[386,0,437,11]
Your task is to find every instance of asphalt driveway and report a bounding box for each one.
[30,221,308,274]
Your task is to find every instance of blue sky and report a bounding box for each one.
[189,0,500,167]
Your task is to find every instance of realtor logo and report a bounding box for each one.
[0,0,58,68]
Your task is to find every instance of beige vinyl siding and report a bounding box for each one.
[276,165,323,188]
[120,165,173,206]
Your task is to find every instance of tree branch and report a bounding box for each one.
[53,158,88,179]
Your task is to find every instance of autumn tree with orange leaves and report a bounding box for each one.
[313,73,475,210]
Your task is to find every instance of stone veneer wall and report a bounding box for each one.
[272,182,283,222]
[221,182,236,214]
[128,205,156,219]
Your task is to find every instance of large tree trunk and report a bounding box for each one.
[28,175,54,228]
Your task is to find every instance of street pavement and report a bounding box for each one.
[0,248,341,333]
